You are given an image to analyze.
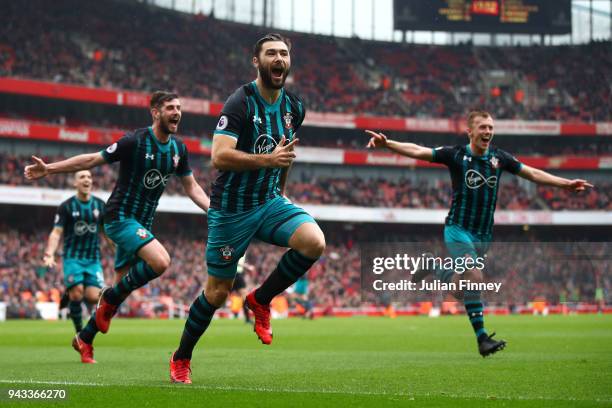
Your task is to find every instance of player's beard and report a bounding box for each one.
[160,115,179,135]
[259,63,290,90]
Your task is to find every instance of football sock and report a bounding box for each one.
[104,261,159,305]
[69,300,83,332]
[254,249,318,305]
[464,290,488,342]
[174,293,218,360]
[79,312,99,344]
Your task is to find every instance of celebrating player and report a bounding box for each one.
[169,33,325,384]
[366,110,593,357]
[43,170,107,362]
[25,91,210,363]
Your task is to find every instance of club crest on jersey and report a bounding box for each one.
[173,154,180,168]
[465,169,497,189]
[72,211,80,217]
[253,134,277,154]
[136,228,149,239]
[283,113,293,129]
[143,169,171,189]
[220,245,234,261]
[145,153,155,160]
[252,115,262,125]
[490,156,500,169]
[463,155,472,162]
[93,209,100,219]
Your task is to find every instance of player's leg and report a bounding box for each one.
[248,198,325,343]
[170,276,233,384]
[444,225,505,356]
[254,221,324,306]
[67,284,84,333]
[103,239,170,306]
[74,264,127,363]
[79,265,127,345]
[170,207,256,383]
[63,259,86,332]
[96,219,169,333]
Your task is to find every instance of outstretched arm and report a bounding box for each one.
[181,174,210,212]
[365,130,433,161]
[518,164,594,192]
[24,153,105,180]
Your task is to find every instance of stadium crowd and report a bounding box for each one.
[0,225,607,316]
[3,153,611,210]
[1,0,610,120]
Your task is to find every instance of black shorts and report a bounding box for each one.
[231,273,246,291]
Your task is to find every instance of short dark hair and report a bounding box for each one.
[253,33,291,57]
[150,91,179,109]
[467,110,492,128]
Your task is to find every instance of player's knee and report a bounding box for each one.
[204,287,230,308]
[302,234,326,259]
[68,287,84,301]
[150,254,171,275]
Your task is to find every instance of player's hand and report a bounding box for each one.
[566,179,594,192]
[365,130,388,149]
[24,156,49,180]
[268,136,298,168]
[43,254,56,268]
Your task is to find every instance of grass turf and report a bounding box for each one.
[0,314,611,407]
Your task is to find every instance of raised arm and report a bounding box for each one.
[365,130,433,161]
[518,164,594,192]
[211,134,298,171]
[24,152,105,180]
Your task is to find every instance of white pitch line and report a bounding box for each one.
[0,379,610,403]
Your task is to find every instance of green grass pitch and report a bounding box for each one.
[0,315,611,407]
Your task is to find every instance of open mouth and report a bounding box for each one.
[169,118,180,126]
[271,66,284,80]
[481,136,491,143]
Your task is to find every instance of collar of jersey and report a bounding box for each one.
[148,127,172,153]
[75,196,91,205]
[251,81,284,109]
[466,144,490,159]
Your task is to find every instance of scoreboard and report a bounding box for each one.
[393,0,572,34]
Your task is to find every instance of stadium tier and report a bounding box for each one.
[0,0,611,120]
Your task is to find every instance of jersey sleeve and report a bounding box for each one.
[213,92,247,140]
[497,149,523,175]
[100,133,137,163]
[431,146,457,166]
[54,202,68,228]
[176,143,193,177]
